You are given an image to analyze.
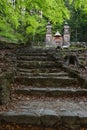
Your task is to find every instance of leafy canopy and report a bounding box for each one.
[0,0,87,43]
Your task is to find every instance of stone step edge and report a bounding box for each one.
[17,52,47,56]
[0,110,87,127]
[17,72,68,76]
[14,75,73,80]
[17,56,50,60]
[17,68,61,71]
[14,87,87,96]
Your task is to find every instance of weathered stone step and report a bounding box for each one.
[0,97,87,128]
[17,71,68,77]
[17,68,62,73]
[14,87,87,97]
[17,52,47,56]
[17,60,57,68]
[15,76,79,87]
[16,48,55,54]
[17,56,51,61]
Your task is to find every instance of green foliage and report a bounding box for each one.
[64,0,87,42]
[0,0,70,44]
[0,0,87,44]
[0,18,21,43]
[0,0,24,43]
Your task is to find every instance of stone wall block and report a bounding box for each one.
[0,72,13,105]
[40,109,61,127]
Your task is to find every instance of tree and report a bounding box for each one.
[0,0,70,44]
[21,0,70,43]
[64,0,87,42]
[0,0,23,43]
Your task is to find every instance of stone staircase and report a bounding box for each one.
[14,48,82,96]
[0,48,87,130]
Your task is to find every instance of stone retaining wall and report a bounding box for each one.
[0,72,12,104]
[0,48,16,105]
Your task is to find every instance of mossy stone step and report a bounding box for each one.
[17,71,68,77]
[17,61,57,69]
[17,56,51,61]
[14,76,79,87]
[14,87,87,97]
[0,99,87,127]
[17,68,62,73]
[17,52,47,56]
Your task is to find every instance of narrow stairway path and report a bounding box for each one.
[0,48,87,129]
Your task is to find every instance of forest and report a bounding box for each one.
[0,0,87,44]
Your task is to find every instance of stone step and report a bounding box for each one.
[16,48,55,54]
[17,68,62,73]
[17,56,51,61]
[17,60,57,69]
[14,87,87,97]
[17,52,47,56]
[17,71,68,77]
[14,76,79,87]
[0,97,87,128]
